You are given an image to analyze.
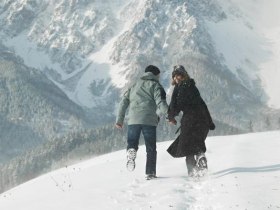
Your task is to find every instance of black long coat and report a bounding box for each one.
[167,79,214,157]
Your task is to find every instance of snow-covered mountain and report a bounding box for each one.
[212,0,280,109]
[1,0,280,202]
[0,50,89,163]
[0,131,279,210]
[1,0,280,133]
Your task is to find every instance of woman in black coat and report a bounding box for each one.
[167,65,215,177]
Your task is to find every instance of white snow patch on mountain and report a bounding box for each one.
[71,2,136,108]
[208,0,280,108]
[5,33,64,76]
[0,131,280,210]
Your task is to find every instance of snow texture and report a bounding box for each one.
[0,131,280,210]
[209,0,280,108]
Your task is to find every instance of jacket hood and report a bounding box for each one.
[141,72,159,82]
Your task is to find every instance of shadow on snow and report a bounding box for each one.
[212,164,280,178]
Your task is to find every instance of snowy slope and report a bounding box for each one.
[0,131,280,210]
[207,0,280,108]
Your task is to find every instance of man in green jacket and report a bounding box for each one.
[115,65,168,180]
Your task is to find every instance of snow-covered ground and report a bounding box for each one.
[0,131,280,210]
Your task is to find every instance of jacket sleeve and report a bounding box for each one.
[167,85,180,120]
[153,83,168,116]
[116,89,130,124]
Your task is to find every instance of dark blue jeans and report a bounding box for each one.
[127,124,157,175]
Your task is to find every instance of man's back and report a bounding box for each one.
[116,72,168,126]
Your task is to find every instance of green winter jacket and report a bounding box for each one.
[116,72,168,126]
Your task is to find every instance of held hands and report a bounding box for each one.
[169,118,177,125]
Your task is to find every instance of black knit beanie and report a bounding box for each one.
[145,65,160,76]
[172,65,187,78]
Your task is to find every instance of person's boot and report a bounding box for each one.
[195,153,208,176]
[145,173,157,180]
[126,148,137,171]
[195,153,207,169]
[186,155,197,177]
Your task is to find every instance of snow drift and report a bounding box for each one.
[0,131,280,210]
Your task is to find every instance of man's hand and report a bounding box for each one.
[169,119,177,125]
[115,123,123,129]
